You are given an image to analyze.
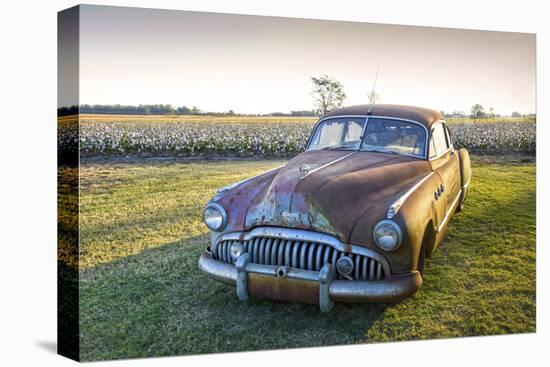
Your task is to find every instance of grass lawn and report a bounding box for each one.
[76,157,536,361]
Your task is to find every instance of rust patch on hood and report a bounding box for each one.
[244,150,353,232]
[243,150,432,244]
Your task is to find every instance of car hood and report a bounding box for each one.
[221,150,432,244]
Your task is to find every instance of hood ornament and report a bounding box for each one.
[299,164,310,177]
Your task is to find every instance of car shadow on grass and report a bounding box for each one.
[79,233,397,361]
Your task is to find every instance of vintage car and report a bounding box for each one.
[198,104,471,311]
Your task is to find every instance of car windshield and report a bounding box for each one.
[307,117,365,151]
[308,116,427,157]
[360,118,426,157]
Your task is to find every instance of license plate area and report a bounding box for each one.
[248,273,319,304]
[234,253,335,312]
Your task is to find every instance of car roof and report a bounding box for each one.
[322,104,443,129]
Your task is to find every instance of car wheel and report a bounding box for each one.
[455,200,463,213]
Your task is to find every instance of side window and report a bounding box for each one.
[429,124,449,158]
[443,123,453,148]
[429,136,436,158]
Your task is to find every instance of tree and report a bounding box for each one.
[290,110,316,117]
[310,75,346,116]
[176,106,191,115]
[489,107,495,118]
[451,111,466,118]
[511,111,522,117]
[470,104,485,122]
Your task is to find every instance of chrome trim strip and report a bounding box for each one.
[214,166,283,198]
[303,151,357,178]
[387,172,435,219]
[216,226,391,275]
[436,189,463,232]
[462,176,471,189]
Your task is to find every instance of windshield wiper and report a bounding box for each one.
[364,148,400,155]
[321,144,358,151]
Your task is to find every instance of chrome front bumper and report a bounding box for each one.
[199,251,422,312]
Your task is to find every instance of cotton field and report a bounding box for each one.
[58,116,536,157]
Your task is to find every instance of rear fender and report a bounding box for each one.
[457,148,471,208]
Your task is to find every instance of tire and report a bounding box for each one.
[417,244,426,277]
[419,223,435,276]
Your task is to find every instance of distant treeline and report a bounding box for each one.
[57,104,317,117]
[58,105,79,116]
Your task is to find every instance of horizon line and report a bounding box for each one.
[57,103,537,116]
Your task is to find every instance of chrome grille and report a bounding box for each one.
[213,236,384,281]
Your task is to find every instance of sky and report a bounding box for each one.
[62,5,536,115]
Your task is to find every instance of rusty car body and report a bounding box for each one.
[198,104,471,311]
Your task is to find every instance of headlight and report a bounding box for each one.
[203,203,227,232]
[373,220,402,252]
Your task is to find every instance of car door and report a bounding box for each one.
[429,122,460,215]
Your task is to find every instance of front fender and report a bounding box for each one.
[351,172,444,273]
[395,172,445,265]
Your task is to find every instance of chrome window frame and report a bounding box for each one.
[307,115,429,160]
[428,120,453,160]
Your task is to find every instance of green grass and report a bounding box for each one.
[78,160,285,268]
[77,157,535,361]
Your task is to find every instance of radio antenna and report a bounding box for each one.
[367,64,380,114]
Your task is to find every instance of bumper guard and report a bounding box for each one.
[199,251,421,312]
